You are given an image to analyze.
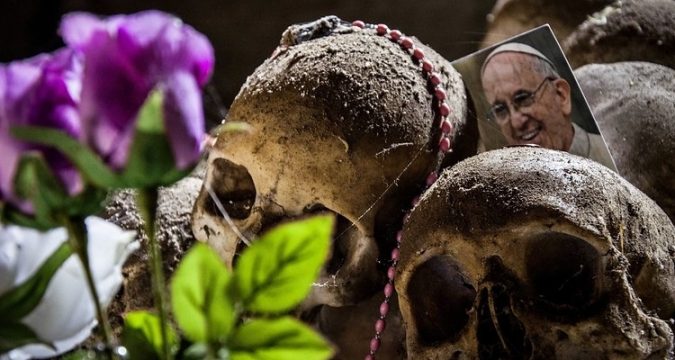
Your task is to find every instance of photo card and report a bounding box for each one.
[451,25,616,170]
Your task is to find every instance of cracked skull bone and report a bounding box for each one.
[397,147,675,359]
[192,16,471,309]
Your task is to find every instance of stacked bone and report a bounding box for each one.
[397,147,675,358]
[392,1,675,358]
[482,0,675,224]
[189,2,675,359]
[192,16,471,360]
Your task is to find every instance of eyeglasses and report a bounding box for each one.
[488,77,556,124]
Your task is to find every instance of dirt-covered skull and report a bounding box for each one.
[192,15,472,345]
[397,147,675,359]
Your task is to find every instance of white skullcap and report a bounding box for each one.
[481,42,556,75]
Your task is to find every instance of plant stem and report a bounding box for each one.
[136,188,172,360]
[206,343,216,360]
[65,217,114,359]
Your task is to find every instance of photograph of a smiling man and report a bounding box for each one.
[452,25,615,170]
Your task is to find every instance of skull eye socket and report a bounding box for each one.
[205,158,256,219]
[303,204,353,276]
[525,232,603,310]
[408,256,476,346]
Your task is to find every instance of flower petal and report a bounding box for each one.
[179,26,215,86]
[59,11,213,172]
[21,256,98,350]
[0,218,66,295]
[5,324,93,359]
[0,131,26,212]
[147,16,214,86]
[163,71,205,169]
[0,217,138,357]
[58,12,106,50]
[77,30,151,169]
[116,10,177,53]
[0,49,84,208]
[84,216,138,304]
[2,57,46,119]
[20,217,137,346]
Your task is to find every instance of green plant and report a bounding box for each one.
[122,215,335,360]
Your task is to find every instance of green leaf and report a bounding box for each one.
[10,154,71,229]
[0,242,72,321]
[229,317,333,360]
[14,154,64,210]
[2,153,107,230]
[0,321,50,354]
[10,127,121,189]
[122,311,178,360]
[119,90,191,188]
[171,243,235,343]
[233,215,334,313]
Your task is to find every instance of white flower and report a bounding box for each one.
[0,216,139,359]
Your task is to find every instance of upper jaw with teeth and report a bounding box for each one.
[518,126,541,141]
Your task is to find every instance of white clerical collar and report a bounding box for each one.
[568,122,590,157]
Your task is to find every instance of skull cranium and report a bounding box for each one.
[397,147,675,359]
[191,16,474,358]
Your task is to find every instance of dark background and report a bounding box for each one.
[0,0,495,123]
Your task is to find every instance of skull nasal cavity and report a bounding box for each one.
[526,232,601,309]
[408,256,476,345]
[206,159,256,219]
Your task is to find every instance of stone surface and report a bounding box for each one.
[102,169,204,335]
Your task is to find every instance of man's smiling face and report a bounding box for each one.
[481,52,573,150]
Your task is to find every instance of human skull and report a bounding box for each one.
[575,61,675,223]
[563,0,675,70]
[397,147,675,359]
[480,0,613,48]
[192,15,472,312]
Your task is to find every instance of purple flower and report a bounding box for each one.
[59,10,215,171]
[0,49,83,213]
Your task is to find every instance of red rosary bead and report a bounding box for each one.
[391,248,400,261]
[413,48,425,60]
[435,87,447,101]
[384,283,394,297]
[379,301,390,317]
[375,319,386,333]
[390,29,402,41]
[430,72,442,86]
[387,266,396,281]
[439,102,451,116]
[440,119,453,134]
[439,137,451,153]
[422,59,434,73]
[426,171,438,186]
[348,21,455,359]
[400,37,414,49]
[370,338,381,352]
